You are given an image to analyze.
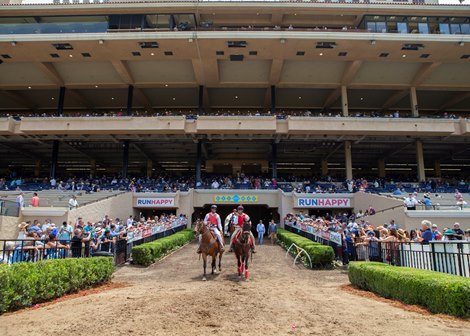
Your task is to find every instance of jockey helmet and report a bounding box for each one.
[211,205,217,209]
[237,205,244,210]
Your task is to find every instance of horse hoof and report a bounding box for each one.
[202,277,207,281]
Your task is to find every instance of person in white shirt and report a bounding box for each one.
[403,193,418,210]
[16,192,24,209]
[50,178,57,189]
[126,215,134,227]
[211,180,220,189]
[68,195,79,210]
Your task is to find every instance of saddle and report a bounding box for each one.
[234,230,253,247]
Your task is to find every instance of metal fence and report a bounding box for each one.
[0,224,187,266]
[285,224,470,277]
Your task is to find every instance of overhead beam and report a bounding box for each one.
[269,59,284,85]
[410,62,441,87]
[61,142,96,161]
[382,89,408,110]
[322,88,340,108]
[133,87,155,112]
[340,60,362,86]
[35,62,64,86]
[439,91,470,112]
[111,60,134,85]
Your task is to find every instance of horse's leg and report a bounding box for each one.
[218,251,222,272]
[211,253,216,275]
[244,254,249,280]
[237,254,242,277]
[202,254,207,281]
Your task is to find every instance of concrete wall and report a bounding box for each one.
[69,192,134,223]
[0,215,20,240]
[353,192,406,229]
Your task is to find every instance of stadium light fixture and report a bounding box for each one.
[280,39,286,44]
[11,41,16,46]
[99,39,104,45]
[458,42,464,47]
[370,40,376,45]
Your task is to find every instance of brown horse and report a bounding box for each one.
[194,220,224,281]
[234,223,252,280]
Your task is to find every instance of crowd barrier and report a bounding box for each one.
[0,222,188,266]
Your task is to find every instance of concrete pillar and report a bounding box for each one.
[434,160,441,178]
[196,141,202,183]
[90,159,96,177]
[198,85,204,114]
[410,86,419,117]
[341,85,349,117]
[271,142,278,179]
[270,85,276,114]
[416,140,425,182]
[377,158,386,178]
[57,86,66,116]
[126,85,134,116]
[122,140,130,178]
[146,159,153,178]
[344,140,353,180]
[321,159,329,176]
[34,160,41,177]
[50,140,60,179]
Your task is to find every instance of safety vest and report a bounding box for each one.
[235,214,248,227]
[207,213,219,227]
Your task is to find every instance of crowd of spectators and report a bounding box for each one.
[285,210,470,265]
[2,174,470,195]
[0,109,462,120]
[1,212,188,264]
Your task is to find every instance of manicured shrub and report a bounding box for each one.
[349,262,470,318]
[0,257,114,314]
[278,228,334,268]
[132,229,195,266]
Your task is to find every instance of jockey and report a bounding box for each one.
[224,208,237,236]
[198,204,224,253]
[229,205,256,253]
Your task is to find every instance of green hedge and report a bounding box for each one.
[0,257,114,314]
[132,229,195,266]
[349,262,470,318]
[278,228,334,267]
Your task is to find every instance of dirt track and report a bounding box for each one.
[1,242,469,336]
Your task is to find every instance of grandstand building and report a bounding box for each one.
[0,0,469,182]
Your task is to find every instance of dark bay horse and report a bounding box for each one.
[194,220,223,281]
[234,223,252,280]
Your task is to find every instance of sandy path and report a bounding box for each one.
[1,242,468,336]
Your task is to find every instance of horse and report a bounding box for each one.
[194,220,224,281]
[233,223,252,280]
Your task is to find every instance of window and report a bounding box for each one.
[439,23,450,34]
[450,24,461,35]
[397,22,408,34]
[418,23,429,34]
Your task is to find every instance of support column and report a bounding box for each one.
[377,158,386,178]
[410,86,419,117]
[321,159,329,176]
[344,140,353,180]
[50,140,60,179]
[198,85,204,114]
[90,159,96,177]
[271,142,278,179]
[270,85,276,114]
[34,160,41,177]
[341,85,349,117]
[434,160,441,178]
[122,140,130,178]
[416,140,425,182]
[146,159,153,178]
[127,85,134,116]
[196,140,202,183]
[57,86,66,116]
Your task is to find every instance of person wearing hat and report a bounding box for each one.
[431,224,442,241]
[229,205,256,253]
[224,208,237,236]
[16,222,29,242]
[197,205,224,254]
[442,229,459,241]
[452,223,464,240]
